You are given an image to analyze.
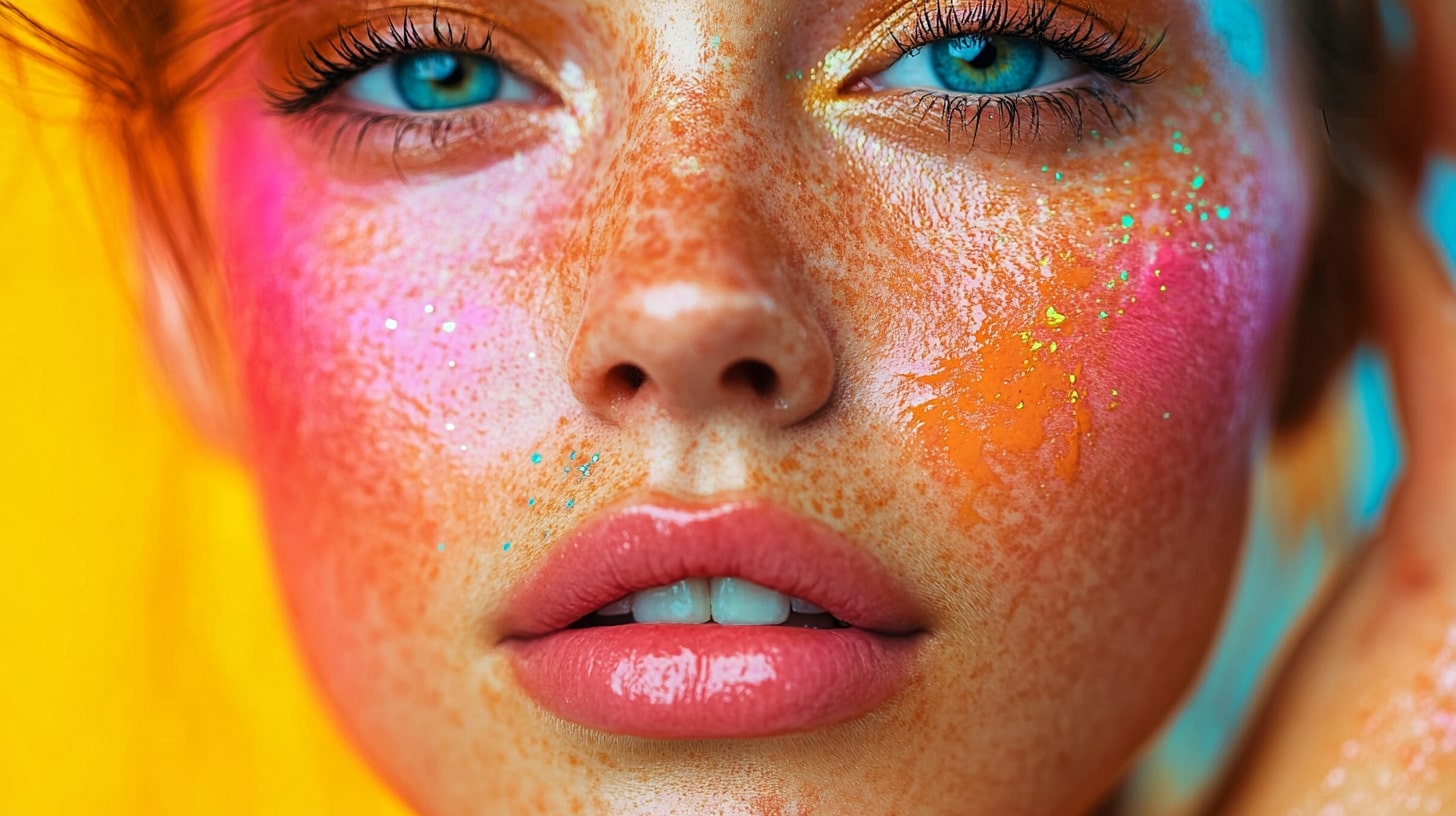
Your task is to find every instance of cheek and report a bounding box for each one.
[855,91,1312,764]
[207,101,591,653]
[882,107,1308,540]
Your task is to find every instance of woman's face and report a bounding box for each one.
[200,0,1316,811]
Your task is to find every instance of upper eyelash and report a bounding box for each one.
[889,0,1165,85]
[264,10,496,116]
[876,0,1165,146]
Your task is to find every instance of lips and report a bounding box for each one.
[499,500,928,739]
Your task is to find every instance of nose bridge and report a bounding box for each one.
[596,85,756,261]
[566,97,835,428]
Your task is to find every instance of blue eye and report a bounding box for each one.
[344,50,534,112]
[874,36,1082,95]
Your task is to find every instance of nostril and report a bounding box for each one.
[721,359,778,399]
[605,363,648,401]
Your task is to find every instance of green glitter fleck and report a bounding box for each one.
[569,450,577,460]
[530,452,542,464]
[1041,165,1049,173]
[1191,175,1205,190]
[1200,212,1209,221]
[709,35,721,48]
[1120,214,1135,229]
[528,497,536,507]
[1162,412,1171,420]
[566,498,576,509]
[502,541,512,552]
[1098,311,1109,319]
[1216,206,1231,220]
[437,542,445,552]
[591,453,601,462]
[1173,143,1185,154]
[1119,270,1129,281]
[1054,172,1064,181]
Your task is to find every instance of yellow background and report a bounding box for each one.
[0,40,410,816]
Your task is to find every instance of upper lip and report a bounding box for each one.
[499,498,927,639]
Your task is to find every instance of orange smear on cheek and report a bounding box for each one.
[905,264,1103,524]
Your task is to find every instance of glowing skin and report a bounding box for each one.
[198,0,1318,812]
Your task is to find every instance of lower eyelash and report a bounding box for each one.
[899,81,1135,148]
[292,103,490,169]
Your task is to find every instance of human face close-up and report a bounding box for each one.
[197,0,1319,812]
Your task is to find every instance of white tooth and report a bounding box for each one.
[596,597,632,616]
[711,577,791,625]
[631,579,711,624]
[790,597,827,615]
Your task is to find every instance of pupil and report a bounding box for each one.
[412,53,465,87]
[435,63,466,89]
[969,41,999,70]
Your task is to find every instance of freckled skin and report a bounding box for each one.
[201,0,1319,813]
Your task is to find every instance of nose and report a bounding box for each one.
[566,208,835,428]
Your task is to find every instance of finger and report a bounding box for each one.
[1366,184,1456,500]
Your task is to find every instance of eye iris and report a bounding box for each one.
[929,36,1044,94]
[393,51,502,111]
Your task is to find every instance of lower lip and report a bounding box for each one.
[507,624,921,739]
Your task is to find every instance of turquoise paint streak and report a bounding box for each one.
[1207,0,1268,78]
[1419,154,1456,285]
[1378,0,1415,56]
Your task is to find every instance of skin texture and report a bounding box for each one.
[189,0,1320,812]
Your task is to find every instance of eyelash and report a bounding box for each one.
[263,10,506,162]
[880,0,1165,145]
[262,0,1165,160]
[266,11,496,116]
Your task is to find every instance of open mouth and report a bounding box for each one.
[499,500,927,740]
[565,577,852,630]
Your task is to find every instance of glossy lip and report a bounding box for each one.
[499,500,929,739]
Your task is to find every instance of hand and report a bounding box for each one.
[1218,1,1456,809]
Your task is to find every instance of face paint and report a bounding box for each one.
[1207,0,1269,78]
[197,0,1323,812]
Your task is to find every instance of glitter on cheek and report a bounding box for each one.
[891,94,1303,525]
